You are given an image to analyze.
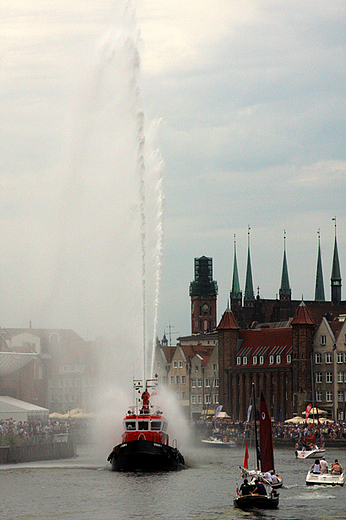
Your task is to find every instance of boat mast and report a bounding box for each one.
[252,383,260,471]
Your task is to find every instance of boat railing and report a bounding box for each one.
[126,404,163,417]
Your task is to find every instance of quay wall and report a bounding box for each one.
[0,437,75,464]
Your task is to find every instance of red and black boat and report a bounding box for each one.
[107,380,185,471]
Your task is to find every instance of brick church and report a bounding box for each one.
[189,225,346,421]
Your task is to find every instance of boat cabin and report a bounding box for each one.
[122,412,169,444]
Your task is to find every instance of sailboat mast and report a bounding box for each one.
[252,383,260,471]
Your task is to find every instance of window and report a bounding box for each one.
[170,376,175,385]
[125,421,136,430]
[214,379,219,387]
[173,361,178,368]
[197,379,202,388]
[176,375,180,384]
[316,391,322,402]
[214,394,219,404]
[237,357,241,365]
[197,394,202,404]
[195,366,199,373]
[344,334,346,345]
[315,353,322,364]
[181,376,186,384]
[337,352,343,363]
[337,391,344,402]
[182,392,186,400]
[326,372,332,383]
[205,395,211,404]
[260,356,264,365]
[316,372,322,384]
[276,355,281,364]
[320,335,326,345]
[325,353,332,364]
[338,372,343,383]
[151,421,162,431]
[243,357,247,365]
[344,353,346,363]
[269,355,274,365]
[205,379,210,388]
[191,379,196,388]
[191,395,196,405]
[287,354,292,364]
[213,364,217,371]
[253,356,257,365]
[326,391,333,402]
[179,361,183,368]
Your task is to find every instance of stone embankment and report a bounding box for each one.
[0,434,75,464]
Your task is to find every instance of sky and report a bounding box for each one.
[1,0,346,346]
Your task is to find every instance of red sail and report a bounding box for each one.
[259,391,274,473]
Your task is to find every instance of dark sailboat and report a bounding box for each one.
[235,387,280,510]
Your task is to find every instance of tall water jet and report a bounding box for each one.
[51,1,165,448]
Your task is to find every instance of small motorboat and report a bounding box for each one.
[107,379,185,472]
[306,461,345,486]
[201,436,236,448]
[296,445,326,459]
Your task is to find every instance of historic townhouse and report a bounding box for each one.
[313,316,346,420]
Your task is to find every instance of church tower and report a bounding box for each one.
[315,230,325,302]
[189,256,218,334]
[230,234,242,310]
[279,231,291,302]
[331,218,342,305]
[244,226,255,307]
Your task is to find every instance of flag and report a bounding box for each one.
[215,405,223,419]
[244,442,249,469]
[305,403,312,422]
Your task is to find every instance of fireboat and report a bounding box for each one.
[107,380,185,471]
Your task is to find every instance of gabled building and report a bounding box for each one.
[0,327,97,413]
[313,316,346,420]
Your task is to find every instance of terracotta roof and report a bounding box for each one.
[217,311,240,330]
[290,301,315,325]
[229,327,293,369]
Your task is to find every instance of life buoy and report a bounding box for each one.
[139,434,146,441]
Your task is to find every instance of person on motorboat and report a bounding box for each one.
[320,456,328,474]
[251,478,267,495]
[311,459,320,474]
[331,459,342,475]
[239,478,251,496]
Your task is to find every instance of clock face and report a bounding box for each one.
[201,303,210,313]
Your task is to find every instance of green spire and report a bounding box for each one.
[331,217,342,304]
[315,230,325,301]
[279,231,291,298]
[244,227,255,302]
[231,234,242,300]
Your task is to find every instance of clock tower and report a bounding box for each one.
[189,256,218,334]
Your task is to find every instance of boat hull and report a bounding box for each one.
[109,439,185,472]
[234,493,279,510]
[201,439,236,448]
[296,448,326,459]
[306,471,345,486]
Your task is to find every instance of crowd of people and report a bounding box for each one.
[195,418,346,445]
[0,418,70,445]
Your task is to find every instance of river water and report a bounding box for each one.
[1,443,345,520]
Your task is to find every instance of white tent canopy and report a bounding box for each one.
[0,396,49,422]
